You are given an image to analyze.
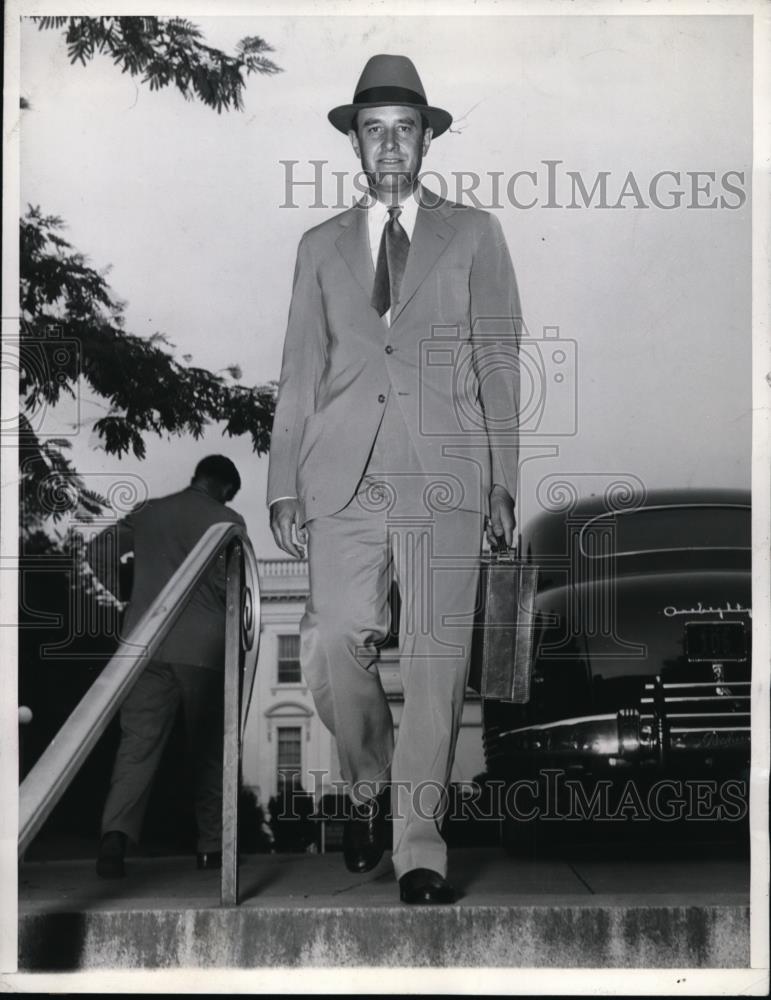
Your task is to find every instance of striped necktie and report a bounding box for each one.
[371,206,410,318]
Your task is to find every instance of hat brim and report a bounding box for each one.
[328,102,452,138]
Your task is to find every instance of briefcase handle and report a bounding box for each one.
[490,536,516,564]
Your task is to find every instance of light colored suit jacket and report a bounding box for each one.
[87,486,246,669]
[267,187,522,524]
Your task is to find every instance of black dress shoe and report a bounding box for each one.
[343,788,389,873]
[96,831,127,879]
[399,868,456,905]
[196,850,222,870]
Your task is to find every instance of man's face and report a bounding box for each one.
[349,105,432,201]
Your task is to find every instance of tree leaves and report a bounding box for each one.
[19,413,110,538]
[91,416,147,459]
[19,206,277,538]
[21,16,282,546]
[35,15,282,112]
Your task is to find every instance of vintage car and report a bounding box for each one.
[476,487,752,851]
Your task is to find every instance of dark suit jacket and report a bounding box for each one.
[267,187,522,524]
[87,485,246,669]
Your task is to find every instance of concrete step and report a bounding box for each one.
[18,849,750,970]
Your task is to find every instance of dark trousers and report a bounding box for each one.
[101,660,224,853]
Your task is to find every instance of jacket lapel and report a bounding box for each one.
[334,189,457,328]
[390,189,457,324]
[335,200,375,300]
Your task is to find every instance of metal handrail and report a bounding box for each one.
[18,521,261,907]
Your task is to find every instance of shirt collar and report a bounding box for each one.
[188,483,216,501]
[366,187,420,238]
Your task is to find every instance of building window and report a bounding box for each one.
[277,726,302,783]
[277,634,302,683]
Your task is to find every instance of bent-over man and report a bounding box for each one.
[88,455,246,877]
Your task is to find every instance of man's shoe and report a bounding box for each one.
[399,868,456,905]
[96,831,127,879]
[196,850,222,870]
[343,789,389,873]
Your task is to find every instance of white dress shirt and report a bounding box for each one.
[270,190,419,508]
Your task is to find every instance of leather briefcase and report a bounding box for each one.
[468,544,539,702]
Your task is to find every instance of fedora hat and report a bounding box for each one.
[328,54,452,137]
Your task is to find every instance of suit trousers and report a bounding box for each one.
[300,392,483,879]
[101,660,224,853]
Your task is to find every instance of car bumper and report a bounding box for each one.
[496,676,751,769]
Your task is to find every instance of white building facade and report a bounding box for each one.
[241,558,485,805]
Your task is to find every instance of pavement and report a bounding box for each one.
[17,846,751,969]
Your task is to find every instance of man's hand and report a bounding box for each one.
[270,499,307,559]
[486,484,516,550]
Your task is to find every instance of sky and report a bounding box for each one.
[19,13,753,556]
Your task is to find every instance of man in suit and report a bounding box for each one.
[268,55,521,903]
[87,455,246,878]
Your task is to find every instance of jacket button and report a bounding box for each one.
[385,345,393,354]
[378,393,386,403]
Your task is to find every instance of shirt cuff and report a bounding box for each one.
[269,496,297,506]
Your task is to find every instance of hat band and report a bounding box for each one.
[353,85,427,107]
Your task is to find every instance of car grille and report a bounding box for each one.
[639,677,751,757]
[482,675,752,772]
